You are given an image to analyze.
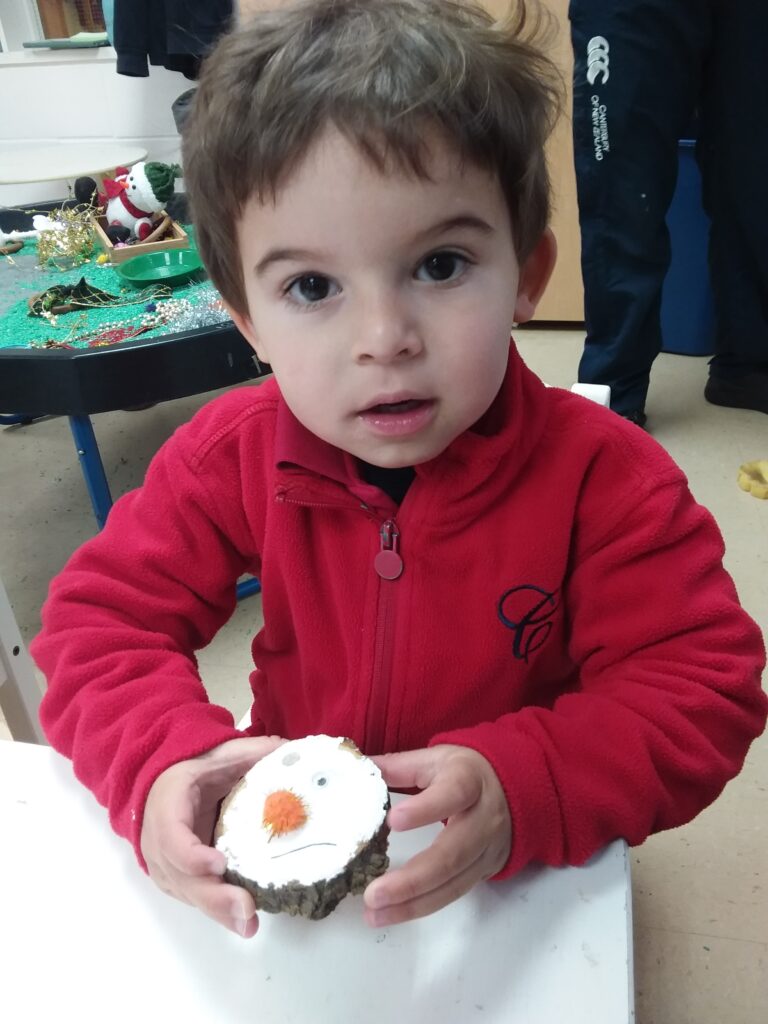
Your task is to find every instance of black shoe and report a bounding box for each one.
[618,409,647,429]
[704,372,768,414]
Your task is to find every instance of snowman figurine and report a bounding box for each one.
[99,160,180,243]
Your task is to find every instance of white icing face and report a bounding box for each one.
[215,735,389,887]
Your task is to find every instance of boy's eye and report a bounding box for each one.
[416,251,468,283]
[286,274,339,305]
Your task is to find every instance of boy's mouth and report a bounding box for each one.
[363,398,427,414]
[357,396,436,437]
[359,392,433,414]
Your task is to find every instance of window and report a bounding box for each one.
[0,0,106,52]
[36,1,105,39]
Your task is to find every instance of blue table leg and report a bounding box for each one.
[69,415,113,530]
[67,414,261,600]
[236,577,262,599]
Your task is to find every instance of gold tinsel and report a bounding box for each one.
[36,204,97,269]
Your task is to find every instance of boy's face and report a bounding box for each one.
[231,128,555,468]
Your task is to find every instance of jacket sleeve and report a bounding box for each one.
[31,413,260,868]
[431,469,767,877]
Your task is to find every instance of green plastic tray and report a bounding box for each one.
[117,249,205,288]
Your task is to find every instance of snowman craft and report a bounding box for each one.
[99,161,180,243]
[215,735,391,920]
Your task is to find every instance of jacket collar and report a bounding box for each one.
[274,392,387,509]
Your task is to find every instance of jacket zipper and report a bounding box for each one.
[365,518,403,752]
[278,490,403,754]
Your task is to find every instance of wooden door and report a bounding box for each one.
[481,0,584,321]
[537,0,584,321]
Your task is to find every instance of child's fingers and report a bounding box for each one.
[373,747,491,829]
[372,748,442,790]
[163,823,226,877]
[365,810,483,912]
[193,735,286,788]
[182,874,259,937]
[364,853,485,927]
[141,737,290,936]
[365,816,491,925]
[150,851,259,937]
[388,768,483,831]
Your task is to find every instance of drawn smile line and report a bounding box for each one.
[270,842,338,860]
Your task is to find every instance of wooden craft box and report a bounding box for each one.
[93,215,190,264]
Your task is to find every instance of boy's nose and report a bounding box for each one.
[352,293,424,364]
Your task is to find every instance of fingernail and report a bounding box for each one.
[366,887,386,910]
[233,905,252,936]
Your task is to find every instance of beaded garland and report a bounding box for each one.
[0,249,231,351]
[23,293,232,350]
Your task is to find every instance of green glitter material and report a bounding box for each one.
[0,247,224,351]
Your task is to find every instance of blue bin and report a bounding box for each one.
[660,140,715,356]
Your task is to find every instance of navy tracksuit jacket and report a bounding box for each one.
[569,0,768,412]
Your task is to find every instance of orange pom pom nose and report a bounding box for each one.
[262,789,308,839]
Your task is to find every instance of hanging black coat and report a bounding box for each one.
[113,0,234,80]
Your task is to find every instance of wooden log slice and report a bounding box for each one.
[215,735,391,920]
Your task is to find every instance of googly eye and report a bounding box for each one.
[282,751,300,766]
[313,773,328,787]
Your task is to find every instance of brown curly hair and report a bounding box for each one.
[183,0,561,316]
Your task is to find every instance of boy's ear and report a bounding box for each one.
[513,228,557,324]
[226,305,270,365]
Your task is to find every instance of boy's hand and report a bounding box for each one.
[141,735,284,938]
[364,745,511,927]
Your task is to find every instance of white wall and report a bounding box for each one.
[0,48,188,207]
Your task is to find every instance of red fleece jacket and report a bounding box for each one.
[32,344,767,875]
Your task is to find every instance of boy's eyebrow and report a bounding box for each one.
[253,215,494,277]
[254,248,326,277]
[415,214,495,241]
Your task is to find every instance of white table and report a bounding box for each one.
[0,740,634,1023]
[0,141,146,184]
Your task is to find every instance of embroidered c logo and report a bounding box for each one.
[498,585,558,662]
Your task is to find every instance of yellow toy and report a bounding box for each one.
[738,461,768,500]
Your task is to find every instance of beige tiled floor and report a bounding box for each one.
[1,328,765,1021]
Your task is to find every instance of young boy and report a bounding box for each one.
[32,0,766,940]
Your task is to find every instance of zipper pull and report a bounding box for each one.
[374,519,403,580]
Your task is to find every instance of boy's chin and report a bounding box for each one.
[364,456,420,469]
[352,444,442,470]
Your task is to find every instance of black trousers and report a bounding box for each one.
[569,0,768,413]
